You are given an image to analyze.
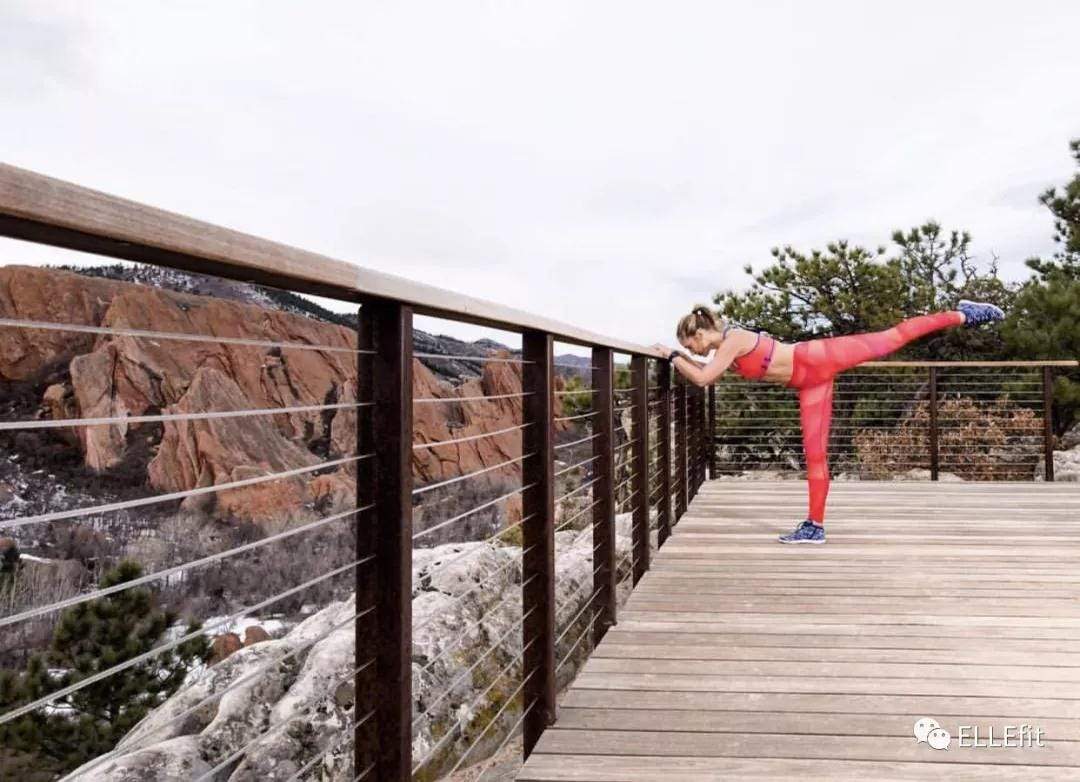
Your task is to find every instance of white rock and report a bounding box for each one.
[1036,445,1080,482]
[69,736,213,781]
[75,519,644,782]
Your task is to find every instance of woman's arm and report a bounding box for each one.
[651,335,745,387]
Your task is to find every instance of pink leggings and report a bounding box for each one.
[787,312,964,525]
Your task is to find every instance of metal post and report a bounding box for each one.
[591,346,616,644]
[692,388,702,497]
[675,381,687,520]
[691,388,699,496]
[929,367,939,481]
[356,300,412,782]
[657,361,673,546]
[522,330,556,756]
[631,355,650,584]
[1044,366,1055,482]
[708,383,717,480]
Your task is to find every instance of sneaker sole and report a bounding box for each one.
[958,300,1005,322]
[778,537,826,544]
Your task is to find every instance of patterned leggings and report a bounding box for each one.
[788,312,964,525]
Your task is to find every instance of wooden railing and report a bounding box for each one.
[0,164,711,781]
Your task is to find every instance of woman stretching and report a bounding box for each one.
[653,301,1004,544]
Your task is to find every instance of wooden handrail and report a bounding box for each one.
[0,163,655,355]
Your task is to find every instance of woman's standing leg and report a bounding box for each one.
[800,380,835,526]
[779,377,834,544]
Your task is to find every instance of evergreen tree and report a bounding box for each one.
[0,561,210,775]
[1028,138,1080,278]
[1002,138,1080,434]
[713,222,1013,359]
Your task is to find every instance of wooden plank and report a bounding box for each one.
[534,728,1080,765]
[622,598,1080,618]
[560,688,1080,720]
[571,672,1078,698]
[616,610,1080,628]
[556,708,1080,740]
[601,632,1080,653]
[592,642,1080,666]
[612,619,1080,641]
[582,657,1080,682]
[519,754,1080,781]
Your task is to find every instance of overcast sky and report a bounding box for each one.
[2,1,1079,350]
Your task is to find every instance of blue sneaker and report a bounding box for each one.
[957,299,1005,328]
[778,520,826,544]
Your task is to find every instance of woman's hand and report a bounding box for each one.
[651,343,674,360]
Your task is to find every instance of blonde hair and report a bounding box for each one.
[676,305,721,341]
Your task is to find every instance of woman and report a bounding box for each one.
[652,301,1004,544]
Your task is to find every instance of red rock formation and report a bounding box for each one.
[1,265,566,529]
[148,367,320,524]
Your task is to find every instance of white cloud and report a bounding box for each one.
[1,0,1078,350]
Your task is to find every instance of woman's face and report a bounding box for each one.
[680,329,708,356]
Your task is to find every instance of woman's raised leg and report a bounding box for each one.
[790,312,964,387]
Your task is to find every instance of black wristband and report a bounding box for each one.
[667,350,680,362]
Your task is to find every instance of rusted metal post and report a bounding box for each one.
[929,366,939,481]
[708,383,717,480]
[522,330,556,756]
[591,346,616,644]
[1044,366,1055,482]
[675,381,687,520]
[657,361,673,546]
[631,355,650,584]
[356,300,413,782]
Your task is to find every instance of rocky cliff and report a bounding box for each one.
[0,265,564,530]
[67,514,648,782]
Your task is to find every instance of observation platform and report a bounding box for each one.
[519,479,1080,781]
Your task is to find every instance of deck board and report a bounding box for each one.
[518,480,1080,781]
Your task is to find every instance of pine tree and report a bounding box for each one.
[1002,139,1080,435]
[0,560,210,775]
[713,222,1013,358]
[1027,138,1080,278]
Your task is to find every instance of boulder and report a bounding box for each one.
[1062,423,1080,451]
[210,633,243,665]
[243,626,271,647]
[1036,444,1080,483]
[69,735,213,782]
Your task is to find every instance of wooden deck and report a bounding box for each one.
[519,479,1080,781]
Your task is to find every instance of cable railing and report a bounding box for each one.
[709,362,1077,481]
[0,163,712,782]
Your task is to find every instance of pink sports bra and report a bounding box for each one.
[723,326,777,381]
